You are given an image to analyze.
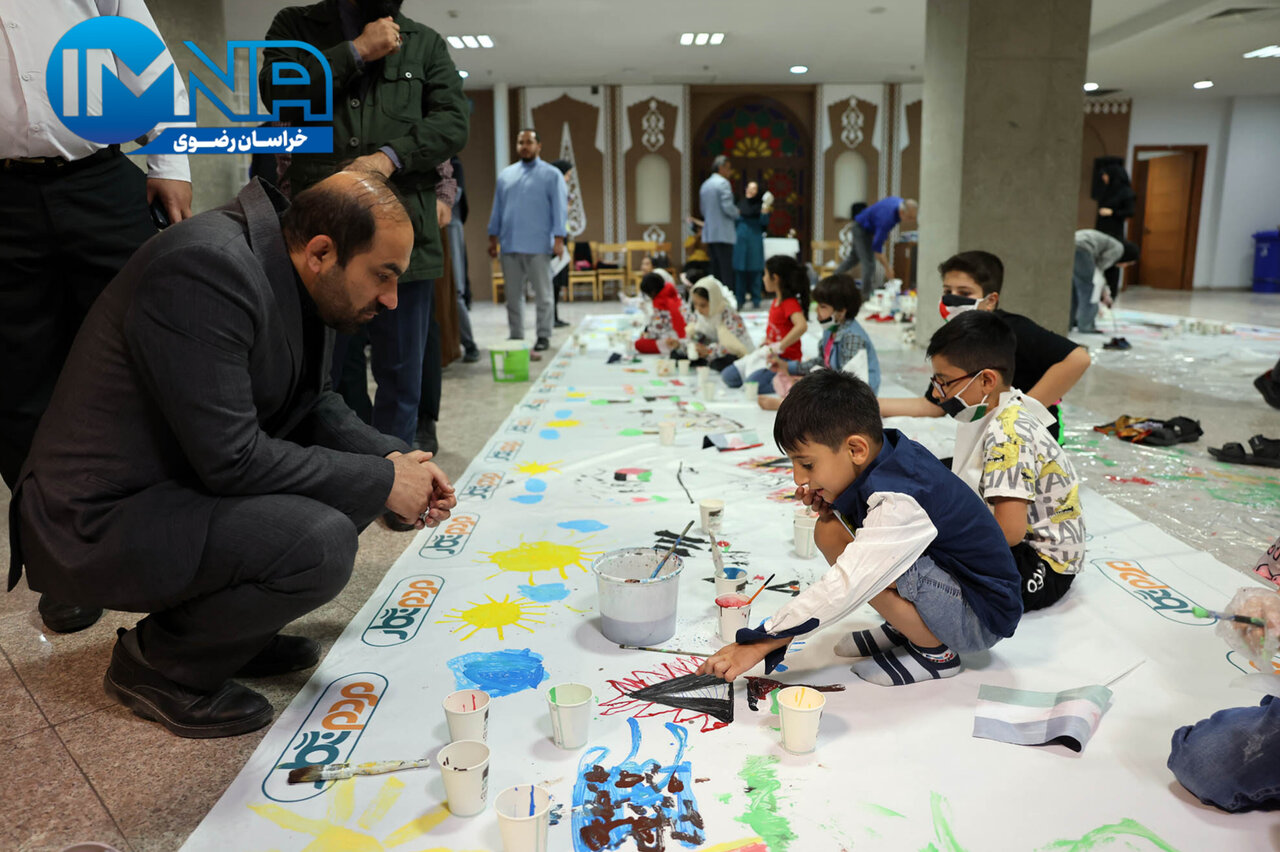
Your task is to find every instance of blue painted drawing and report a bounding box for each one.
[540,429,560,440]
[447,648,549,698]
[518,582,571,602]
[558,520,608,533]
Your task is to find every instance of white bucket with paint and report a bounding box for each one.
[592,548,684,645]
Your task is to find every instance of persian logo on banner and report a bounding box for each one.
[486,440,524,463]
[362,575,445,647]
[1093,559,1207,625]
[419,513,480,559]
[263,674,387,802]
[458,471,504,502]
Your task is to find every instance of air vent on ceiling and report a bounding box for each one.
[1203,6,1274,20]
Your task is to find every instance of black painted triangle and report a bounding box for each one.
[627,674,734,724]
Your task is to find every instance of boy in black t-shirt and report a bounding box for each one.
[879,250,1090,441]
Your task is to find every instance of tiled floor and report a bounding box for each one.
[2,285,1278,851]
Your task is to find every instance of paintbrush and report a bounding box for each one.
[650,520,695,579]
[285,758,431,785]
[619,644,711,657]
[1191,606,1266,628]
[745,573,776,606]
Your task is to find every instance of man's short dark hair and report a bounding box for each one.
[639,272,666,299]
[925,310,1016,383]
[518,128,540,142]
[1119,240,1140,265]
[281,171,409,266]
[938,250,1004,295]
[812,273,863,316]
[774,371,882,454]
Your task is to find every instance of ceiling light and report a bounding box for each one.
[447,36,464,49]
[477,35,494,48]
[680,32,694,45]
[790,65,809,74]
[1193,79,1214,89]
[710,32,725,45]
[1082,82,1099,92]
[461,35,479,48]
[458,70,469,78]
[694,33,710,45]
[1243,44,1280,58]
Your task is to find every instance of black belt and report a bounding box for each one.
[1,145,120,175]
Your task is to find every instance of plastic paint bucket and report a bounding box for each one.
[592,548,684,645]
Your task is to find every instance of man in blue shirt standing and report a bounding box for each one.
[837,196,918,298]
[699,155,740,288]
[488,129,568,352]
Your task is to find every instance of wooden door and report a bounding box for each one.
[1139,153,1193,289]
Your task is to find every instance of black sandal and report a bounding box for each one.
[1209,439,1280,468]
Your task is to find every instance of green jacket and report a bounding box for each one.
[261,0,469,281]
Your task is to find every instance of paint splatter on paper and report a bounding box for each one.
[447,648,549,697]
[559,519,609,533]
[743,677,844,712]
[734,755,796,852]
[436,594,549,640]
[599,657,732,733]
[479,538,604,584]
[518,582,571,602]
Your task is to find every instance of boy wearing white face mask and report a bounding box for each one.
[926,311,1085,610]
[880,251,1091,443]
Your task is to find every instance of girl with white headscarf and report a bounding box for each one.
[684,277,754,371]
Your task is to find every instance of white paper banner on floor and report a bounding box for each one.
[181,315,1276,852]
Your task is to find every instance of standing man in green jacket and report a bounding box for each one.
[261,0,467,529]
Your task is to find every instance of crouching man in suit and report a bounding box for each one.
[7,171,455,738]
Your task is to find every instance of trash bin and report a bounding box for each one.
[1253,229,1280,293]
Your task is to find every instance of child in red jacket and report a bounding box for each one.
[635,272,687,355]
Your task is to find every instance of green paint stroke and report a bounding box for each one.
[717,793,731,804]
[619,428,644,436]
[862,803,907,820]
[768,688,781,715]
[924,792,968,852]
[736,755,796,852]
[1039,818,1180,852]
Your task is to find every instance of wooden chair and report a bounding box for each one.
[624,240,658,295]
[811,240,843,272]
[595,243,629,299]
[490,252,505,303]
[565,241,601,302]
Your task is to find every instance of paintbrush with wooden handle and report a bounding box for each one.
[285,758,431,784]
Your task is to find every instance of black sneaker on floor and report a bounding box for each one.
[1255,371,1280,410]
[39,594,103,633]
[103,628,273,739]
[533,337,550,351]
[554,318,570,329]
[462,347,481,363]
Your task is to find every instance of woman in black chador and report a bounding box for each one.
[1091,156,1136,301]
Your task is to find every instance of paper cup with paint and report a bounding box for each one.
[592,548,685,645]
[495,784,553,852]
[716,593,751,643]
[437,739,490,817]
[656,359,674,377]
[695,365,710,384]
[701,382,716,402]
[443,689,490,743]
[546,682,593,749]
[777,686,826,754]
[676,359,689,376]
[714,566,748,597]
[794,510,818,559]
[659,421,677,446]
[743,382,759,403]
[700,499,725,534]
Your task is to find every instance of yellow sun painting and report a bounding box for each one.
[543,419,581,428]
[436,593,550,640]
[515,460,562,475]
[476,537,605,585]
[250,776,485,852]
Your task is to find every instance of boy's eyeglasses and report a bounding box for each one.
[929,370,983,397]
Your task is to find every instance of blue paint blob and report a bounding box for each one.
[540,429,560,440]
[512,494,544,504]
[525,478,548,493]
[519,582,570,602]
[447,648,549,698]
[557,520,608,533]
[774,663,789,673]
[723,567,746,579]
[555,409,573,418]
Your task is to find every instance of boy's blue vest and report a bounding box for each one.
[831,429,1023,638]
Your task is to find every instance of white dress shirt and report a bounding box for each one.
[0,0,189,180]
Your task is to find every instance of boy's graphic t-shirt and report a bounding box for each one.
[978,399,1085,574]
[767,297,803,361]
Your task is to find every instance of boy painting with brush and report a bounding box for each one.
[699,371,1022,685]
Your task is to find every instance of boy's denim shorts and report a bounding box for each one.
[895,554,1003,654]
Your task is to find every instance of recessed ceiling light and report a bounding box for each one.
[1082,82,1100,92]
[1193,79,1214,89]
[790,65,809,74]
[710,32,725,45]
[447,36,464,49]
[477,35,494,48]
[1243,44,1280,58]
[461,35,479,48]
[694,32,710,45]
[680,32,694,46]
[458,70,468,78]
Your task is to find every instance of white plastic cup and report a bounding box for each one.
[495,785,553,852]
[695,365,710,384]
[700,499,725,533]
[794,512,818,559]
[676,359,690,376]
[743,383,759,403]
[701,382,717,402]
[443,689,490,743]
[717,594,751,643]
[777,686,826,754]
[578,341,588,355]
[714,567,748,597]
[547,682,593,749]
[656,359,673,376]
[659,421,676,446]
[438,739,490,817]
